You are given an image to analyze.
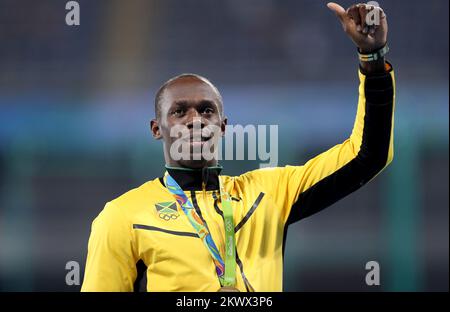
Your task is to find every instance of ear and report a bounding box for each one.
[150,119,162,140]
[220,117,228,137]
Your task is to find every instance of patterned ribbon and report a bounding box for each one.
[164,171,236,286]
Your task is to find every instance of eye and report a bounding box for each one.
[171,108,185,117]
[202,107,214,114]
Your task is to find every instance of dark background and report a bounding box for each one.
[0,0,448,291]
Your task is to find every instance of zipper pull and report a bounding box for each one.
[202,181,206,199]
[202,167,208,198]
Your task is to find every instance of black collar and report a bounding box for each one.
[159,166,222,191]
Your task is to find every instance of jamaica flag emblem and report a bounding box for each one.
[155,202,179,221]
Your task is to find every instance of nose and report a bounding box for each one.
[185,109,205,129]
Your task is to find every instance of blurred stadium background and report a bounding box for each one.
[0,0,448,291]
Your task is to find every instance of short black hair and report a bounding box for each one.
[154,73,223,119]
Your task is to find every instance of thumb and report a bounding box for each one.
[327,2,347,23]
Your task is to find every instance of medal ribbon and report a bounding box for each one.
[164,171,236,287]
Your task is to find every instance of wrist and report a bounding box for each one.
[358,44,385,54]
[358,44,389,75]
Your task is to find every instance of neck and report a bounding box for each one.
[165,159,219,170]
[162,164,222,191]
[165,164,222,171]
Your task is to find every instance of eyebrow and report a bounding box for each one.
[172,100,218,110]
[172,100,188,107]
[198,100,216,107]
[168,99,221,116]
[173,99,215,105]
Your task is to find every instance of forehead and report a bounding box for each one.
[161,77,220,106]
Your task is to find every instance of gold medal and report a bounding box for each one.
[217,286,240,292]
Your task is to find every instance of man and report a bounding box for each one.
[82,2,395,292]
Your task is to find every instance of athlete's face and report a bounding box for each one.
[151,77,227,169]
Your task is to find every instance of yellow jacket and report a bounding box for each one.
[82,66,395,292]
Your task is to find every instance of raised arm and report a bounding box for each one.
[287,2,395,223]
[242,3,395,225]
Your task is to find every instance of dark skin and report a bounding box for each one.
[150,76,227,169]
[151,3,388,169]
[328,2,388,73]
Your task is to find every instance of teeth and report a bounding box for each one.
[202,127,213,137]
